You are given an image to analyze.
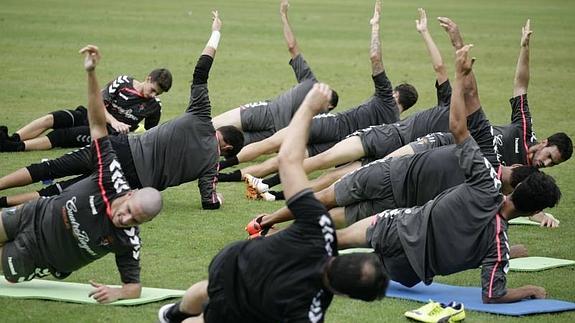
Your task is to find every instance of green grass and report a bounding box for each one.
[1,0,574,321]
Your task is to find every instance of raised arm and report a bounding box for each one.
[513,19,532,97]
[278,83,331,199]
[79,45,108,141]
[280,0,300,58]
[416,8,448,84]
[438,16,464,50]
[202,10,221,58]
[450,44,474,144]
[369,0,384,76]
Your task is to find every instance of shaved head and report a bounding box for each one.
[132,187,163,221]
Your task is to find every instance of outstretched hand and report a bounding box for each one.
[211,10,221,31]
[303,83,332,115]
[88,280,121,304]
[370,0,381,26]
[455,44,474,76]
[280,0,289,16]
[79,45,101,71]
[438,17,463,49]
[415,8,428,33]
[521,19,532,47]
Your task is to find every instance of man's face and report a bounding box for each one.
[141,78,164,99]
[111,193,148,228]
[531,144,562,168]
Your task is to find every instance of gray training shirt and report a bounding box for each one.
[129,82,220,207]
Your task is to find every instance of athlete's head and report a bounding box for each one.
[328,89,339,111]
[393,83,418,111]
[217,126,245,158]
[510,165,539,187]
[326,253,389,301]
[529,132,573,168]
[509,172,561,214]
[142,68,173,98]
[111,187,163,228]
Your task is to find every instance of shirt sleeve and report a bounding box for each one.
[286,189,337,256]
[480,218,509,299]
[143,98,162,130]
[372,71,396,108]
[508,94,536,150]
[90,137,131,216]
[115,249,141,284]
[436,79,452,107]
[185,55,213,118]
[199,163,221,210]
[289,54,317,83]
[455,136,501,197]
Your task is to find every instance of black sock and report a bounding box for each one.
[0,140,24,152]
[268,190,285,201]
[218,170,242,182]
[9,133,20,142]
[262,174,281,188]
[218,156,239,170]
[0,196,7,207]
[166,301,198,322]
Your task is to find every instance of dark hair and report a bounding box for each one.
[511,172,561,213]
[217,126,244,158]
[510,165,539,188]
[149,68,173,93]
[546,132,573,162]
[394,83,418,110]
[327,253,389,301]
[329,90,339,110]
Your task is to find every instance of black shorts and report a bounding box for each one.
[366,212,421,288]
[51,106,89,128]
[204,245,249,323]
[1,206,50,283]
[357,124,404,159]
[334,158,397,225]
[308,114,341,144]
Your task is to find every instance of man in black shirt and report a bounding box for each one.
[158,79,389,322]
[218,0,417,185]
[0,64,172,152]
[337,44,561,303]
[0,45,163,303]
[0,14,244,210]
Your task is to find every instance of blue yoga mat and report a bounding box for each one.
[386,281,575,316]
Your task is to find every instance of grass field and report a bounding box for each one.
[1,0,574,322]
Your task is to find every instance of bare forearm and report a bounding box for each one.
[513,45,530,97]
[261,207,294,227]
[281,15,299,57]
[87,70,108,140]
[484,286,545,304]
[419,31,447,82]
[119,283,141,300]
[370,24,384,76]
[450,73,469,143]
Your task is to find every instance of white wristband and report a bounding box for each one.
[207,31,221,49]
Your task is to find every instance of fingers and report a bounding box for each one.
[212,10,218,19]
[79,44,99,55]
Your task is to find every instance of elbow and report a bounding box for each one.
[433,64,446,74]
[369,53,381,63]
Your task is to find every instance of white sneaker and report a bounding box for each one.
[158,303,175,323]
[260,191,276,201]
[244,174,269,193]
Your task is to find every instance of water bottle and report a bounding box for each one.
[41,159,54,185]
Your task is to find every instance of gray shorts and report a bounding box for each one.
[240,101,274,145]
[308,114,342,144]
[366,212,420,287]
[334,158,397,225]
[358,124,404,159]
[1,206,50,283]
